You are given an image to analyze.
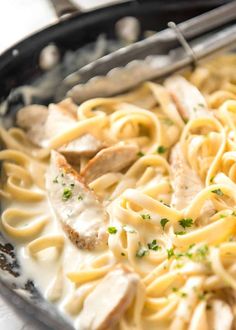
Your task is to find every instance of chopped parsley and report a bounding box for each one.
[147,239,161,251]
[162,118,174,126]
[167,248,175,259]
[137,151,145,157]
[210,176,215,183]
[78,195,83,201]
[179,218,193,229]
[198,103,204,107]
[160,218,169,230]
[123,225,136,233]
[53,176,58,183]
[107,226,117,234]
[232,211,236,216]
[220,214,226,218]
[180,292,187,298]
[175,231,186,235]
[211,189,224,196]
[195,245,209,261]
[70,183,75,188]
[62,188,72,201]
[121,252,126,256]
[157,146,167,154]
[136,246,149,258]
[141,213,151,220]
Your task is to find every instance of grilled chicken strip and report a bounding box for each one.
[207,299,233,330]
[46,151,108,250]
[79,267,139,330]
[169,143,204,210]
[59,134,105,165]
[17,101,104,158]
[165,75,209,121]
[82,144,138,184]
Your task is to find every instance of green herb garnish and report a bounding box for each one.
[62,188,72,201]
[179,218,193,229]
[78,195,83,201]
[167,248,175,259]
[147,239,161,251]
[157,146,167,154]
[160,218,169,230]
[123,225,136,233]
[107,227,117,234]
[175,231,186,235]
[141,214,151,220]
[136,246,149,258]
[211,189,224,196]
[53,176,58,183]
[137,151,145,157]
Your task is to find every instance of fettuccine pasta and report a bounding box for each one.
[1,54,236,330]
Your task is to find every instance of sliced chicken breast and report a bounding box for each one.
[59,134,105,165]
[207,299,233,330]
[82,144,138,184]
[170,143,204,210]
[46,151,108,250]
[16,104,48,146]
[165,76,209,121]
[17,101,105,158]
[79,267,139,330]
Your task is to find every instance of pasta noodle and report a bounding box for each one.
[1,54,236,330]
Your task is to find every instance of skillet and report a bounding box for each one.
[0,1,233,329]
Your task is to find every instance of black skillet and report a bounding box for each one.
[0,1,232,330]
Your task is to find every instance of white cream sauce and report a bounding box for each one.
[1,195,100,327]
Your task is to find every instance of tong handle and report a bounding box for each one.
[78,1,236,81]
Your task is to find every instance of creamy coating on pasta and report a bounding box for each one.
[1,54,236,330]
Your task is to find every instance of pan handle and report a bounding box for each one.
[49,0,81,18]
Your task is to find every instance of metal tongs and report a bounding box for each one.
[67,1,236,103]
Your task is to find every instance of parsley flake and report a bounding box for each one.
[211,189,224,196]
[160,218,169,230]
[175,231,186,235]
[121,252,126,256]
[179,218,193,229]
[157,146,167,154]
[78,195,83,201]
[141,214,151,220]
[167,248,175,259]
[137,151,145,157]
[123,225,136,233]
[136,246,149,258]
[62,188,72,201]
[147,239,161,251]
[107,227,117,234]
[53,176,58,183]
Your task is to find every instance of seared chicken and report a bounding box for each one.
[169,143,204,210]
[165,76,209,121]
[82,144,138,184]
[59,134,105,165]
[79,267,139,330]
[46,151,108,250]
[17,101,104,159]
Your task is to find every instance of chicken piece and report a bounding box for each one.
[207,299,233,330]
[82,144,138,184]
[170,143,204,210]
[17,102,104,158]
[165,76,209,121]
[17,102,76,147]
[46,151,108,250]
[59,134,105,165]
[16,105,48,146]
[79,267,139,330]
